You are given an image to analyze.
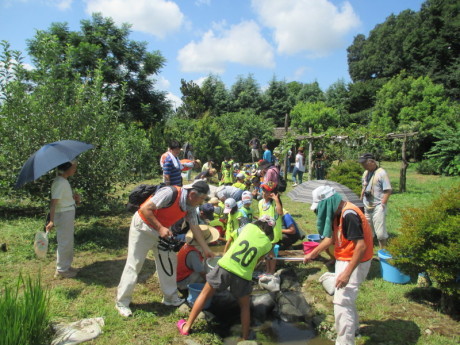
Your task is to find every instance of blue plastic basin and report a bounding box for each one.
[307,234,321,243]
[187,283,212,309]
[378,250,410,284]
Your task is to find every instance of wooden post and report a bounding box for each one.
[283,113,289,178]
[308,127,313,181]
[400,134,408,193]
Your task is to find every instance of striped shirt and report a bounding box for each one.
[163,154,183,186]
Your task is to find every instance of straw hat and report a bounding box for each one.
[185,225,220,246]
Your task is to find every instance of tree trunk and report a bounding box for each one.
[399,135,409,193]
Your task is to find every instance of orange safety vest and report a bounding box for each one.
[138,186,186,229]
[333,202,373,262]
[177,244,203,282]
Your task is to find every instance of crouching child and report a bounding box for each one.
[177,215,275,340]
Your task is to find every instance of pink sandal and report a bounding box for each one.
[177,319,189,336]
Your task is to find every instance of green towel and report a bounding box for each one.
[316,193,342,238]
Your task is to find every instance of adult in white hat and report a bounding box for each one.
[176,225,220,291]
[304,185,374,345]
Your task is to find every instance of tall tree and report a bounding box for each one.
[325,79,350,126]
[27,13,171,127]
[290,101,339,133]
[176,79,207,119]
[201,74,230,117]
[230,74,262,112]
[296,81,325,104]
[260,77,293,126]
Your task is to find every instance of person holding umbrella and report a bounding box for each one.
[46,160,81,278]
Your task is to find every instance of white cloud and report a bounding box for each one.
[156,76,171,90]
[50,0,73,10]
[178,21,275,74]
[193,76,207,87]
[293,66,306,80]
[85,0,184,39]
[252,0,360,57]
[3,0,73,10]
[166,92,182,109]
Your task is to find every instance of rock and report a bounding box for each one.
[277,268,301,291]
[207,290,238,319]
[424,328,433,335]
[237,341,258,345]
[185,339,202,345]
[178,303,190,314]
[250,292,276,323]
[1,243,7,252]
[275,291,314,322]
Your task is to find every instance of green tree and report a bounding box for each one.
[176,79,207,119]
[26,13,171,127]
[201,74,230,117]
[290,101,339,133]
[372,74,458,137]
[325,79,350,126]
[296,81,325,104]
[230,74,262,113]
[0,44,155,201]
[260,77,293,126]
[425,124,460,176]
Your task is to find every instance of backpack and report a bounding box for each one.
[278,175,287,193]
[126,184,178,213]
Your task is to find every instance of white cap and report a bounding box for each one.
[223,198,237,213]
[241,191,253,205]
[310,186,336,211]
[236,172,245,179]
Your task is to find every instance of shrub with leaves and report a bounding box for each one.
[0,274,50,345]
[326,160,363,195]
[425,124,460,176]
[414,159,440,175]
[387,185,460,308]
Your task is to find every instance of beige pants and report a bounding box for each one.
[334,260,371,345]
[365,204,388,241]
[117,212,180,307]
[55,209,75,272]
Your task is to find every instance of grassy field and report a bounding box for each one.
[0,162,459,345]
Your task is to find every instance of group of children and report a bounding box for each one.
[176,166,303,340]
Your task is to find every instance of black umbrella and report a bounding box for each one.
[287,180,364,208]
[15,140,94,188]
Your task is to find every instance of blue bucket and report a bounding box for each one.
[307,234,321,243]
[378,250,410,284]
[187,283,212,309]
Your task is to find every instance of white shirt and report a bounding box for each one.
[295,153,305,172]
[51,176,75,213]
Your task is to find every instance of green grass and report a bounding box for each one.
[0,165,459,344]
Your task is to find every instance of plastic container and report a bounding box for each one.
[303,241,319,254]
[273,244,280,257]
[206,256,221,272]
[307,234,321,243]
[378,250,410,284]
[187,283,212,309]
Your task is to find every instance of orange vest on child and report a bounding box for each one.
[177,244,203,282]
[333,202,373,262]
[138,186,186,229]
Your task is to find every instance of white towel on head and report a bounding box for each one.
[167,152,183,170]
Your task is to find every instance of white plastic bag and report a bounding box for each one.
[51,317,104,345]
[318,272,336,295]
[259,274,281,292]
[34,231,49,259]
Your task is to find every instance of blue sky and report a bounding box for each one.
[1,0,425,108]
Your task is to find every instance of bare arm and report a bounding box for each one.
[189,224,215,258]
[282,224,296,235]
[381,190,391,206]
[271,194,283,216]
[304,237,334,263]
[45,199,59,232]
[335,239,366,288]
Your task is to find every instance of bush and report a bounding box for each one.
[415,159,440,175]
[387,185,460,312]
[0,274,51,345]
[326,160,363,195]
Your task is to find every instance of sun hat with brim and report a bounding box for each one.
[209,197,219,205]
[357,153,375,163]
[185,224,220,246]
[310,185,336,211]
[183,180,210,195]
[223,198,237,213]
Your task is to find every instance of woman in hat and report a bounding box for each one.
[176,225,220,291]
